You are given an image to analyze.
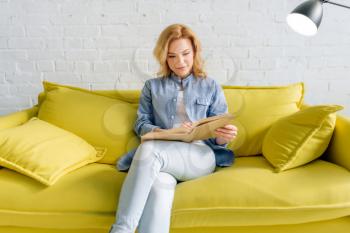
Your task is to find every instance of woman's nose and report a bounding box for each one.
[176,55,185,64]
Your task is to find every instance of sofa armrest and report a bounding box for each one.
[326,114,350,170]
[0,106,38,130]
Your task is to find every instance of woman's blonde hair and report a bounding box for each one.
[153,24,206,78]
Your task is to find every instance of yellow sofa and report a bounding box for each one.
[1,83,350,233]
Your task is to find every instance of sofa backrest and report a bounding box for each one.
[35,81,304,163]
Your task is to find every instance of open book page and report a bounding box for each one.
[141,113,234,143]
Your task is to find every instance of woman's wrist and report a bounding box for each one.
[215,137,228,145]
[153,128,164,132]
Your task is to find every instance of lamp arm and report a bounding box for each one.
[322,0,350,9]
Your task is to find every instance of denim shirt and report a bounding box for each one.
[117,73,234,172]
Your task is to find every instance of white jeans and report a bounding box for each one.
[110,140,216,233]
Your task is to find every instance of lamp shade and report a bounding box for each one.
[287,0,323,36]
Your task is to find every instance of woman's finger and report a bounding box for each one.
[182,121,193,128]
[223,124,235,130]
[215,130,237,138]
[216,128,237,135]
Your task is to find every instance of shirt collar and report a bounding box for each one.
[170,72,194,86]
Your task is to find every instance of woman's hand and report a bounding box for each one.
[152,122,193,136]
[214,124,238,145]
[180,121,194,133]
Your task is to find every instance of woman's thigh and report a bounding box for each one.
[137,140,216,181]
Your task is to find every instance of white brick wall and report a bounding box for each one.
[0,0,350,116]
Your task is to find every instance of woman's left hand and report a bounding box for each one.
[214,124,238,145]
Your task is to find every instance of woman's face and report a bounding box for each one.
[167,38,194,78]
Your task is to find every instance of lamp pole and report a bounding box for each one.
[322,0,350,9]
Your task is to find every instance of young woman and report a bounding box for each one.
[109,24,238,233]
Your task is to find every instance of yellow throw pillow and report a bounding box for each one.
[0,117,105,186]
[223,83,304,156]
[262,105,343,172]
[38,82,139,164]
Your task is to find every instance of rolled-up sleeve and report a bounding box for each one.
[208,80,228,117]
[207,80,229,146]
[134,80,160,137]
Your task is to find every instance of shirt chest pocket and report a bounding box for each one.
[195,98,210,115]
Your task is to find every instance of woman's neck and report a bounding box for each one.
[173,72,191,80]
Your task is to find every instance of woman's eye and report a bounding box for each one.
[183,53,190,56]
[168,55,176,58]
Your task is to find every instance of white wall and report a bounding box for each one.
[1,0,350,116]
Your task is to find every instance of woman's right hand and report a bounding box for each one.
[151,122,194,135]
[180,121,194,133]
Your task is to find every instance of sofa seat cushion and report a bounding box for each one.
[0,163,122,229]
[172,156,350,228]
[1,157,350,229]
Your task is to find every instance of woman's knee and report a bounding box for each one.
[132,140,164,166]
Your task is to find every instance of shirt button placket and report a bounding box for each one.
[171,96,176,122]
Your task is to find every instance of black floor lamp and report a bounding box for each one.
[287,0,350,36]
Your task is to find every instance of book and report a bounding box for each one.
[141,113,234,143]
